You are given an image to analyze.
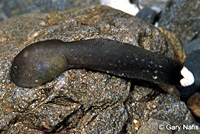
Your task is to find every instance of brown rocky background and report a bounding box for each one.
[0,0,199,133]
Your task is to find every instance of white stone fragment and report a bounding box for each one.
[180,66,195,87]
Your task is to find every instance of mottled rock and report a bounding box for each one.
[2,123,44,134]
[126,85,199,133]
[76,102,128,134]
[175,129,200,134]
[137,118,172,134]
[0,5,198,133]
[157,27,186,63]
[159,0,200,44]
[0,0,100,21]
[187,92,200,118]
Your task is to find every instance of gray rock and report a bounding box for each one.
[137,118,172,134]
[137,118,200,134]
[125,85,199,133]
[136,7,157,24]
[184,39,200,55]
[158,0,200,44]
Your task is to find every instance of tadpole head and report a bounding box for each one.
[11,48,46,87]
[11,40,68,88]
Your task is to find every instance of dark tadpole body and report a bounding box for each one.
[11,38,194,88]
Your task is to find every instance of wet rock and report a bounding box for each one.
[136,7,157,24]
[125,85,199,133]
[74,102,127,133]
[2,123,44,134]
[157,27,186,63]
[137,118,172,134]
[0,0,100,21]
[187,92,200,118]
[184,39,200,55]
[174,129,200,134]
[0,5,198,133]
[16,98,81,132]
[159,0,200,44]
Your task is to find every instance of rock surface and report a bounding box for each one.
[136,7,157,24]
[0,5,199,133]
[187,92,200,118]
[184,39,200,55]
[0,0,100,21]
[137,118,172,134]
[159,0,200,44]
[125,86,199,133]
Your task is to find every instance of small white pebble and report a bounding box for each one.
[152,76,158,79]
[39,21,46,26]
[180,66,195,87]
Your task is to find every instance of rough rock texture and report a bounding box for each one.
[158,0,200,44]
[187,92,200,118]
[125,85,199,133]
[0,0,100,21]
[137,118,172,134]
[0,5,198,133]
[157,27,186,63]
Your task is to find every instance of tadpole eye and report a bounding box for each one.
[13,65,18,71]
[12,65,18,77]
[11,66,17,78]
